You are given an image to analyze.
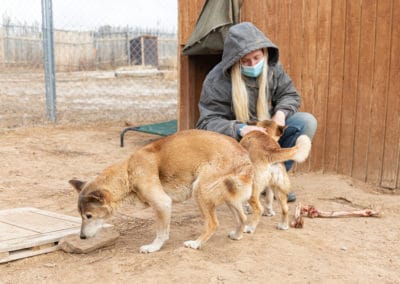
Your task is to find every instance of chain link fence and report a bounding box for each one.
[0,0,178,129]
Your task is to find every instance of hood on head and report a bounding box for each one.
[221,22,279,75]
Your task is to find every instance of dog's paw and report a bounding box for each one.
[263,209,275,217]
[244,225,255,234]
[228,231,243,240]
[184,240,201,250]
[276,223,289,230]
[139,244,161,254]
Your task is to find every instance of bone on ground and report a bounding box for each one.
[290,203,380,229]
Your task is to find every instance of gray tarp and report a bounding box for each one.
[182,0,242,55]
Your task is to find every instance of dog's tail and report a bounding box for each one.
[293,135,312,162]
[269,135,311,164]
[197,164,253,201]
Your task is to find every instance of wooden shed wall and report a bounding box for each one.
[178,0,400,189]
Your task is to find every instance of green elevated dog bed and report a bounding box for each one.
[120,120,177,147]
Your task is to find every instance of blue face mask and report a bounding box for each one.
[241,58,264,78]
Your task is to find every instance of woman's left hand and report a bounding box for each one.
[272,110,286,126]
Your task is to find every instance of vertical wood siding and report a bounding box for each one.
[178,0,400,189]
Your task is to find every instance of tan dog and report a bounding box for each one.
[239,120,311,232]
[69,129,254,253]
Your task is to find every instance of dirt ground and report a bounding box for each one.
[0,70,178,129]
[1,65,398,283]
[0,123,399,283]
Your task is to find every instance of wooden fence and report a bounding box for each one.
[0,25,177,71]
[178,0,400,189]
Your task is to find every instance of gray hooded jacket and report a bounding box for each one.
[195,22,300,140]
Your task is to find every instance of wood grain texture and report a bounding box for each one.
[324,0,346,173]
[310,0,332,172]
[0,207,112,263]
[381,0,400,189]
[337,0,362,177]
[178,0,400,188]
[366,0,393,185]
[352,0,377,182]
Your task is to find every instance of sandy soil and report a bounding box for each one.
[0,124,399,283]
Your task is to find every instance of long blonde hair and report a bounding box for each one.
[231,48,270,123]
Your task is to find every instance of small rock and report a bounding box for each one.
[340,246,347,251]
[59,228,120,254]
[43,263,56,268]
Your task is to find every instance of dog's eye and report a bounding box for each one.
[86,214,92,219]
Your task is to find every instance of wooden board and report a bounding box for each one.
[337,0,362,177]
[366,0,392,185]
[0,207,110,263]
[296,0,318,173]
[310,0,332,172]
[324,0,346,173]
[351,0,377,182]
[178,0,206,45]
[381,0,400,189]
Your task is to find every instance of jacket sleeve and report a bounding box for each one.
[271,62,301,118]
[195,79,242,140]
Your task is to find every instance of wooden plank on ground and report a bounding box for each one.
[0,243,60,264]
[0,211,79,233]
[0,222,37,241]
[0,207,111,263]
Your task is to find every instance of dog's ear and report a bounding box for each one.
[69,179,86,193]
[255,120,273,128]
[265,120,276,128]
[247,120,258,126]
[88,190,111,204]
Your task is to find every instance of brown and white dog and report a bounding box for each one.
[69,129,254,253]
[239,120,311,232]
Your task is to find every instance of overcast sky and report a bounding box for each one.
[0,0,177,32]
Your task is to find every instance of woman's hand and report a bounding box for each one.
[272,110,286,126]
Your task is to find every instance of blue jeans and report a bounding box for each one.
[278,112,317,171]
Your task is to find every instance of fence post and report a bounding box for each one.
[41,0,57,122]
[4,22,9,65]
[126,30,131,65]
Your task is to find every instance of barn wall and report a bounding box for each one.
[178,0,400,189]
